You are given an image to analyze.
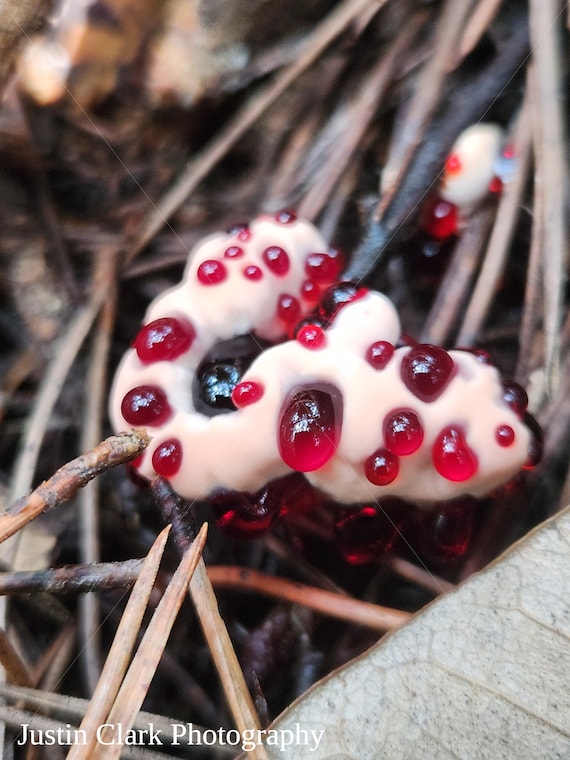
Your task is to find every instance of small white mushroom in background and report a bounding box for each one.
[439,123,505,207]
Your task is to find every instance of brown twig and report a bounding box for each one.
[78,249,119,690]
[378,0,474,217]
[207,566,410,633]
[528,0,567,395]
[68,526,171,759]
[297,12,426,221]
[381,556,456,597]
[0,628,33,687]
[90,524,207,760]
[515,149,543,387]
[454,0,503,64]
[0,559,144,596]
[0,430,150,545]
[152,478,269,760]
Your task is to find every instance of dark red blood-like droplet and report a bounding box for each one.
[296,324,326,349]
[333,500,404,565]
[227,221,249,235]
[319,281,368,319]
[364,448,399,486]
[292,316,327,339]
[210,489,280,538]
[401,344,455,402]
[304,252,341,284]
[488,176,503,193]
[227,222,251,241]
[326,247,346,271]
[224,245,244,259]
[502,382,528,417]
[366,341,394,370]
[279,389,338,471]
[152,438,183,477]
[383,409,424,455]
[445,152,462,175]
[419,499,476,562]
[210,472,315,539]
[277,293,301,325]
[495,424,515,447]
[422,197,458,240]
[268,472,320,518]
[121,385,172,426]
[133,316,195,364]
[262,246,290,276]
[300,279,320,303]
[274,209,297,224]
[232,381,264,407]
[243,265,263,281]
[197,259,227,285]
[432,425,478,481]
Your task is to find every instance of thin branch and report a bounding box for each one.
[0,628,33,687]
[0,430,150,546]
[298,12,426,221]
[378,0,475,217]
[152,478,268,759]
[6,288,107,510]
[90,525,207,760]
[207,566,410,633]
[0,560,144,596]
[529,0,567,394]
[454,0,503,64]
[78,250,119,690]
[68,525,170,759]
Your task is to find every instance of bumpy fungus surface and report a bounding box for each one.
[110,213,537,515]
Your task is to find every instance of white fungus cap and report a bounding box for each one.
[440,123,504,207]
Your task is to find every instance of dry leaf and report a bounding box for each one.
[255,506,570,759]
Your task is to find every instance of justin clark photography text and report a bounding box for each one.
[17,722,325,753]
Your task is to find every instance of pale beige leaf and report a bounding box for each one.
[258,507,570,760]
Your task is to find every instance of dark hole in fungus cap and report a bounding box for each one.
[193,334,269,416]
[400,344,455,402]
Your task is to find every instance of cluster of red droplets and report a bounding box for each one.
[115,207,541,565]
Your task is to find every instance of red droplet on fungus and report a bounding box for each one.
[232,381,264,407]
[152,438,183,477]
[197,259,227,285]
[134,317,195,364]
[121,385,172,426]
[243,265,263,280]
[401,344,455,402]
[366,341,394,370]
[383,409,424,455]
[364,449,399,486]
[432,425,478,482]
[278,389,338,472]
[262,246,290,276]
